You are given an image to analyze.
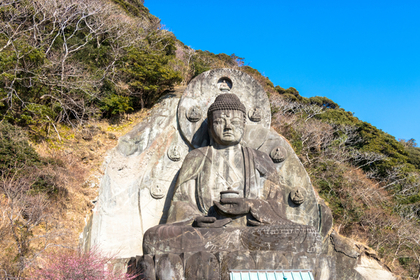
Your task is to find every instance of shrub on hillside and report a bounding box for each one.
[0,0,181,128]
[407,146,420,170]
[309,96,339,109]
[190,50,244,78]
[0,122,66,195]
[32,248,136,280]
[400,139,420,170]
[241,66,275,91]
[0,122,41,174]
[120,43,182,109]
[274,86,310,103]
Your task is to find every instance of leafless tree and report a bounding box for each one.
[1,0,158,126]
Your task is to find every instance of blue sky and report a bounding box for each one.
[145,0,420,144]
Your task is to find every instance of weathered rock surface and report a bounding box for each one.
[82,92,189,258]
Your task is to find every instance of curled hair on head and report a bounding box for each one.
[207,93,247,125]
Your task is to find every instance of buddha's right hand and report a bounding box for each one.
[194,216,232,228]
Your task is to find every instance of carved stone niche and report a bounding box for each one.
[217,77,233,92]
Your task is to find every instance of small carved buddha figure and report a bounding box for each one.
[219,79,230,91]
[143,94,320,255]
[187,106,201,122]
[249,107,262,122]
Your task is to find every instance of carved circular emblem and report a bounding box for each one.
[290,189,305,205]
[150,185,165,199]
[270,146,287,163]
[167,145,181,162]
[186,106,202,122]
[248,107,262,122]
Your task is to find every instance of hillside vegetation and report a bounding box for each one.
[1,0,420,278]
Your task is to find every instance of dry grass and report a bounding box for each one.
[32,109,149,249]
[0,109,150,277]
[269,94,420,278]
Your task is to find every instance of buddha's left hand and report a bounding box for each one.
[214,198,250,215]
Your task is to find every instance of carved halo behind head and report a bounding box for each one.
[177,69,271,149]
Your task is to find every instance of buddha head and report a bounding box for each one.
[207,94,246,146]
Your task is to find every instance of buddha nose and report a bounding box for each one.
[224,120,233,130]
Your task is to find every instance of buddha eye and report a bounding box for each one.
[231,118,241,126]
[213,119,224,125]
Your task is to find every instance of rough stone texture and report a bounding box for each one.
[135,255,155,280]
[136,249,389,280]
[355,255,395,280]
[184,251,220,279]
[252,251,290,270]
[82,91,190,258]
[258,129,320,229]
[330,230,360,259]
[143,225,322,256]
[318,199,334,240]
[155,253,184,280]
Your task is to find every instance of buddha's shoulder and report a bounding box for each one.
[184,146,209,158]
[244,147,271,164]
[250,148,272,163]
[246,147,278,179]
[182,146,211,165]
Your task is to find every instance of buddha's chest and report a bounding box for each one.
[211,148,245,195]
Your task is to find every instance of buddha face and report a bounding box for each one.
[210,110,245,146]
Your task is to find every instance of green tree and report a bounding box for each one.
[121,46,182,108]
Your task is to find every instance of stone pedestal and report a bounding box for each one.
[130,250,332,280]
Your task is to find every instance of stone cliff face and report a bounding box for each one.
[83,69,395,279]
[82,92,184,258]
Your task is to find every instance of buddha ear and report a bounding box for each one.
[207,117,215,144]
[207,112,214,128]
[207,116,212,130]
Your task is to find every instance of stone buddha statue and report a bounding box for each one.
[142,93,320,256]
[87,69,394,280]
